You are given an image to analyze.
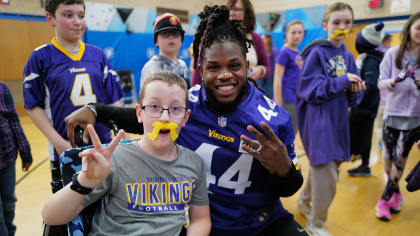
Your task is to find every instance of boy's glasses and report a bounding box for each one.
[159,30,181,38]
[141,105,186,119]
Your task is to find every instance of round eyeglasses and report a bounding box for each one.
[141,105,186,119]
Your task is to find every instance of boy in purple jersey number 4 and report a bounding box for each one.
[22,0,123,194]
[65,5,306,236]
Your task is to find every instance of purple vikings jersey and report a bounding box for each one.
[177,82,301,235]
[23,38,123,161]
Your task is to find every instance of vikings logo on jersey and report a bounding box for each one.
[295,55,304,69]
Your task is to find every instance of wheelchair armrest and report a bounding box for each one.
[59,140,137,236]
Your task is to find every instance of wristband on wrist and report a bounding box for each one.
[70,173,93,194]
[84,104,97,118]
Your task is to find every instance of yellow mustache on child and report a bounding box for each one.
[147,122,179,141]
[330,29,349,39]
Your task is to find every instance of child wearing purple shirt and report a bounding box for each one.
[275,48,302,104]
[295,3,365,235]
[273,20,304,134]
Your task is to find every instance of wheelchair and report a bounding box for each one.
[43,124,187,236]
[42,122,121,236]
[116,70,136,105]
[44,139,137,236]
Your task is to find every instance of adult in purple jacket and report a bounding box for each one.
[190,0,270,87]
[295,2,365,236]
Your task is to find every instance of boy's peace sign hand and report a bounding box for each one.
[77,124,125,188]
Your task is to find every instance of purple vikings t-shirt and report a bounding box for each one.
[275,46,303,103]
[23,38,123,161]
[177,83,301,235]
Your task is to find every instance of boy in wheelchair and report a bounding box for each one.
[42,72,211,235]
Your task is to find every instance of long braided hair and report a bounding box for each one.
[192,5,252,70]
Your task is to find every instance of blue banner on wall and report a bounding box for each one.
[271,28,327,51]
[85,31,193,98]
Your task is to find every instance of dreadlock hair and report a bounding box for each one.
[192,5,253,70]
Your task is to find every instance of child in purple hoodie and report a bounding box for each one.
[295,2,365,236]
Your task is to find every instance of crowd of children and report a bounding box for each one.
[4,0,419,236]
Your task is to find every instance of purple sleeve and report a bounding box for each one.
[23,50,46,109]
[275,47,289,66]
[251,32,270,78]
[297,48,351,105]
[346,53,364,107]
[378,49,395,90]
[406,160,420,192]
[102,54,123,104]
[2,85,33,163]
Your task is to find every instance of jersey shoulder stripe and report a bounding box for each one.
[34,44,48,51]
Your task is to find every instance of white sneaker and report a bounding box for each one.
[297,198,311,219]
[306,222,333,236]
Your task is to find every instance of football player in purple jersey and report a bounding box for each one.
[65,5,306,236]
[23,0,123,193]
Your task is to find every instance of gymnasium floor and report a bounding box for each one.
[14,115,420,236]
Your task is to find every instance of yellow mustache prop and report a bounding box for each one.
[147,122,179,141]
[330,29,349,39]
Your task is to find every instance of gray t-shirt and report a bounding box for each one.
[82,142,208,236]
[140,55,189,87]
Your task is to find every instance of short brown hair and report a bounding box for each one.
[45,0,85,17]
[286,20,304,33]
[138,72,188,105]
[323,2,354,24]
